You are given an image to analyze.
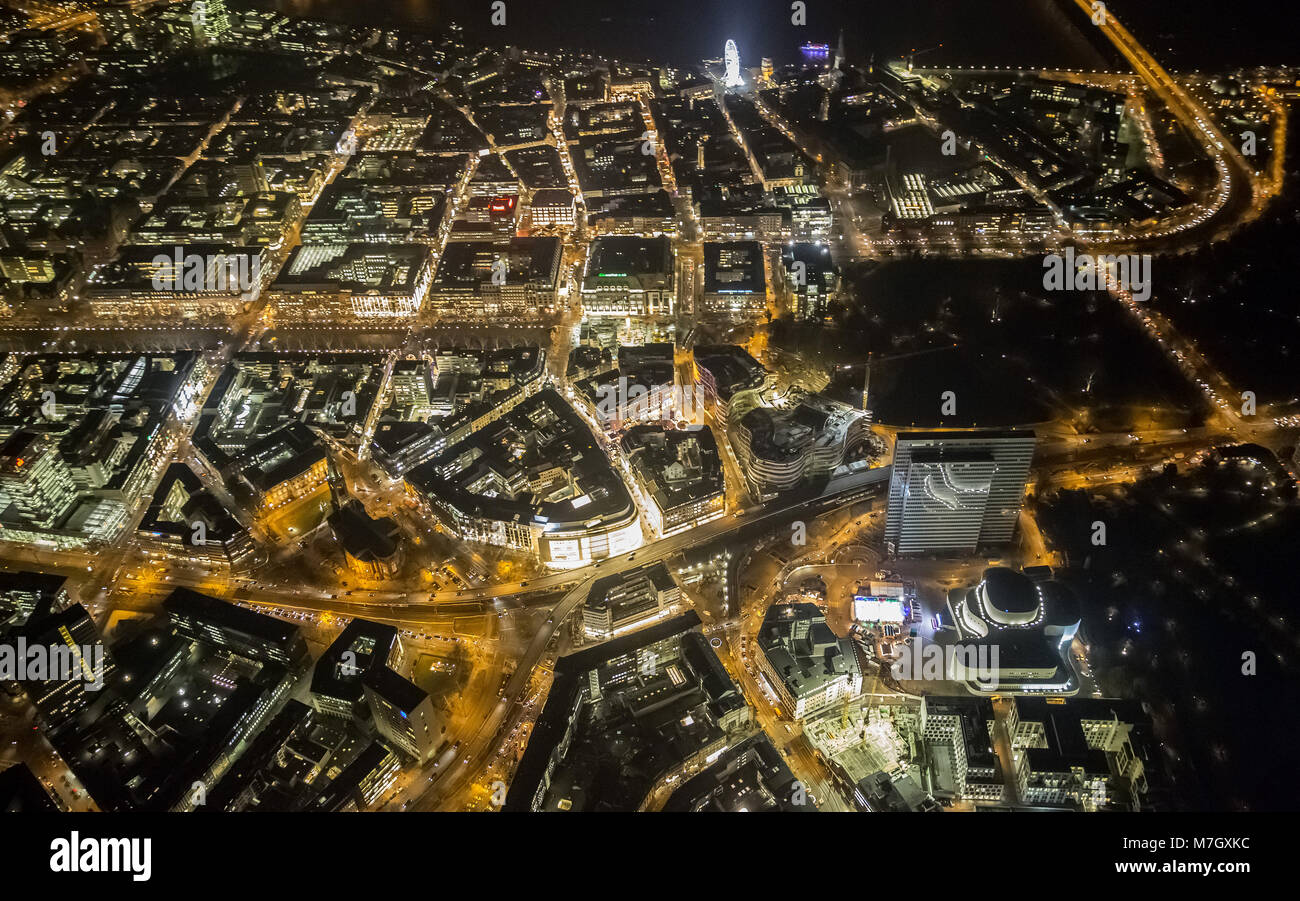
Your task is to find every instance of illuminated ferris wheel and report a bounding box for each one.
[724,39,743,88]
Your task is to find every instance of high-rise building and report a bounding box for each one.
[362,667,444,763]
[0,431,77,530]
[12,604,114,739]
[192,0,232,45]
[885,430,1036,555]
[922,714,968,799]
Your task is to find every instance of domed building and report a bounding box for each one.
[939,566,1081,694]
[1210,76,1244,97]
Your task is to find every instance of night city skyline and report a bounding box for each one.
[0,0,1291,884]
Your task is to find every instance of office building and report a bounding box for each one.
[362,666,444,763]
[404,389,642,568]
[620,425,725,536]
[11,604,114,732]
[920,695,1157,810]
[269,243,434,320]
[192,0,232,45]
[235,423,334,541]
[780,242,839,321]
[0,352,199,548]
[310,618,402,720]
[163,588,307,668]
[138,463,255,571]
[702,241,767,316]
[0,571,68,632]
[0,431,77,530]
[574,343,677,431]
[754,603,862,720]
[886,430,1036,554]
[582,561,682,640]
[304,741,402,812]
[506,612,751,811]
[663,733,806,812]
[529,188,576,229]
[581,236,675,317]
[428,237,562,317]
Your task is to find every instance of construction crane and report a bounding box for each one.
[905,44,944,73]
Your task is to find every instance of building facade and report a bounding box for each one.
[886,429,1036,555]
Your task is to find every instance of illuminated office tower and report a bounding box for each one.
[0,431,76,530]
[362,668,443,763]
[16,605,115,732]
[192,0,231,45]
[885,429,1036,555]
[922,714,968,799]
